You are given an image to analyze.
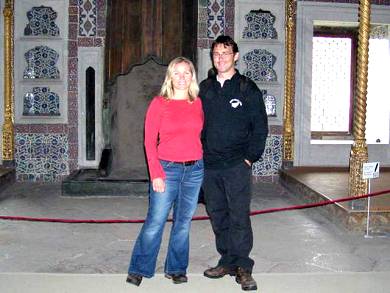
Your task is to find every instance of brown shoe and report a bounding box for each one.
[203,265,236,279]
[165,273,188,284]
[126,273,142,286]
[235,267,257,291]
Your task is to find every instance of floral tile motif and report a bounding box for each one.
[24,6,60,37]
[370,24,389,39]
[79,0,97,37]
[207,0,225,38]
[242,9,277,39]
[23,46,60,79]
[15,133,69,182]
[260,89,277,117]
[253,135,282,176]
[243,49,277,82]
[23,87,60,116]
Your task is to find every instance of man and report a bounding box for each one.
[199,35,268,291]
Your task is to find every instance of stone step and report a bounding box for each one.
[61,169,148,197]
[1,272,389,293]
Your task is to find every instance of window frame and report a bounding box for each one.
[310,26,358,140]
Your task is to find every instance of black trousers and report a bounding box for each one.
[203,161,254,272]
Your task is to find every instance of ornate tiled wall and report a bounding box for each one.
[15,133,69,181]
[198,0,235,48]
[197,0,282,176]
[14,0,106,182]
[10,0,390,182]
[253,134,282,176]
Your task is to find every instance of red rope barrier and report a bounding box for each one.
[0,189,389,224]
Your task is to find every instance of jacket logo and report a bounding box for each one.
[229,98,242,108]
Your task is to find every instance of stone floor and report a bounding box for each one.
[0,180,389,276]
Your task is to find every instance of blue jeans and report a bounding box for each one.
[128,159,204,278]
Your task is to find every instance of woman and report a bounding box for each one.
[126,57,204,286]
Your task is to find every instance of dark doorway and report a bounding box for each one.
[101,0,198,179]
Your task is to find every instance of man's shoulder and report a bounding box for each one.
[199,78,214,88]
[199,78,216,97]
[237,74,258,93]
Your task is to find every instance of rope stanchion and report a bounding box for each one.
[0,189,389,224]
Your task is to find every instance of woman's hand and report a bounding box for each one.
[152,178,166,193]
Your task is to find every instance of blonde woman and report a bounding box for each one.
[126,57,204,286]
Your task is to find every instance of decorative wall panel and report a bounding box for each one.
[23,87,60,116]
[252,135,282,176]
[207,0,225,38]
[235,0,285,125]
[15,133,69,181]
[242,9,277,39]
[23,45,60,79]
[24,6,60,37]
[15,1,68,126]
[243,49,277,82]
[79,0,97,36]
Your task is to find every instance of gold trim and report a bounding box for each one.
[282,0,296,162]
[2,0,14,161]
[349,0,371,197]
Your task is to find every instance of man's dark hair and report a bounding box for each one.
[211,35,239,54]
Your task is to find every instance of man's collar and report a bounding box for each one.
[215,69,239,83]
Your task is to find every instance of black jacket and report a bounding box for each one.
[199,71,268,169]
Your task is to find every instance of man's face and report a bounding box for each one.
[212,43,239,75]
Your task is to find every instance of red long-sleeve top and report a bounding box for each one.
[144,96,204,180]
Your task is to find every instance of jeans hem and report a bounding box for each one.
[165,270,187,275]
[128,270,153,279]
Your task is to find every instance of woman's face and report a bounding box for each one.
[171,61,193,92]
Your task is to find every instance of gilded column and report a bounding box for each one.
[282,0,296,166]
[348,0,371,203]
[2,0,15,165]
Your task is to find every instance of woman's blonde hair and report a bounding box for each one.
[160,57,199,102]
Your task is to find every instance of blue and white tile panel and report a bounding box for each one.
[243,49,277,82]
[23,45,60,79]
[242,9,277,40]
[15,133,69,182]
[24,6,60,37]
[23,87,60,116]
[253,135,282,176]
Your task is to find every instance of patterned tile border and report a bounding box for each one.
[79,0,97,37]
[198,0,235,49]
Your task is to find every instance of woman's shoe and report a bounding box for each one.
[126,273,142,286]
[165,273,188,284]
